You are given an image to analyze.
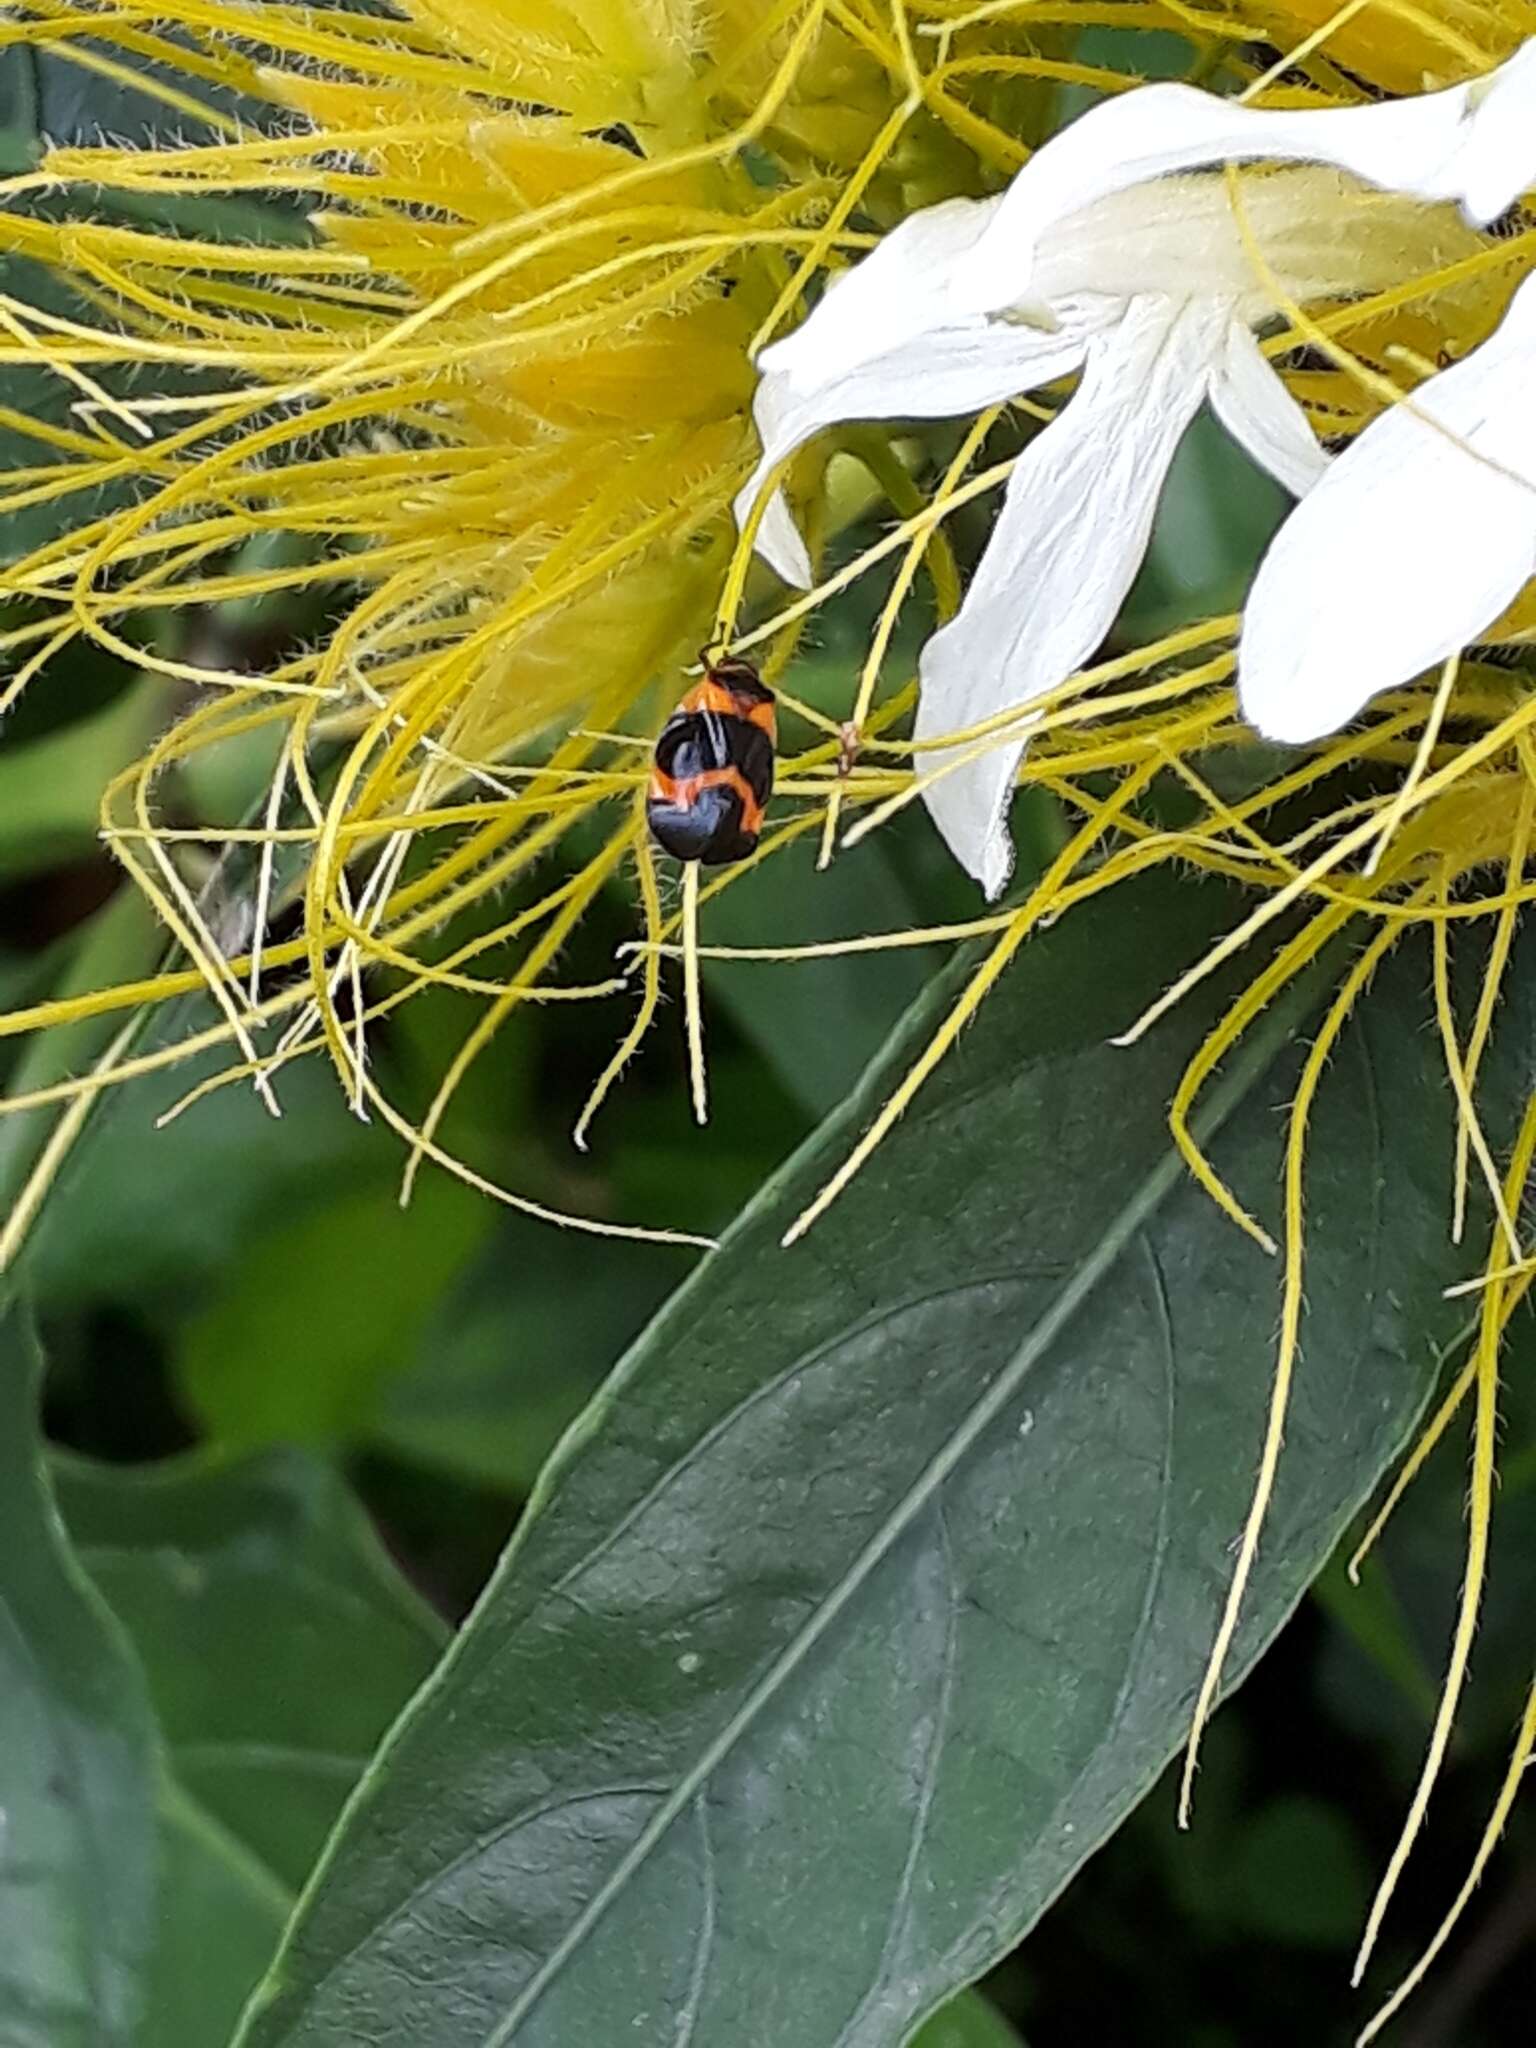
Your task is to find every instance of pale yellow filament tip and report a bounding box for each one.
[683,861,708,1127]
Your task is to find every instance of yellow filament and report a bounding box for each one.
[749,92,917,357]
[1452,757,1535,1239]
[398,834,629,1203]
[683,860,708,1127]
[1429,862,1522,1262]
[782,755,1163,1248]
[1237,0,1376,97]
[1351,1088,1536,1981]
[1117,690,1536,1048]
[0,1016,142,1279]
[733,453,1022,660]
[818,409,1001,868]
[574,822,665,1152]
[1358,1678,1536,2044]
[1167,898,1360,1256]
[361,1057,715,1251]
[1178,904,1416,1828]
[1363,654,1461,880]
[1347,1357,1478,1583]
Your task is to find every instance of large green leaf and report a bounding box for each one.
[0,1309,157,2048]
[235,872,1476,2048]
[54,1446,448,1891]
[143,1785,291,2048]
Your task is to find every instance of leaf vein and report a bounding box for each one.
[474,997,1306,2048]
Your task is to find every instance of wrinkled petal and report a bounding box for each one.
[950,45,1536,318]
[1240,272,1536,744]
[756,194,1001,390]
[915,298,1226,896]
[1209,324,1328,499]
[737,318,1091,588]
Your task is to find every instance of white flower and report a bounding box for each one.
[738,171,1478,895]
[1239,272,1536,743]
[788,42,1536,388]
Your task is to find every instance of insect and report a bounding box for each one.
[646,652,777,865]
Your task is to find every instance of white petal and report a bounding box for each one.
[1209,324,1327,499]
[1459,39,1536,224]
[1240,272,1536,744]
[949,51,1536,317]
[735,318,1091,589]
[756,194,1002,390]
[915,298,1225,896]
[752,484,816,591]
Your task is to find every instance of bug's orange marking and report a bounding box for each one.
[678,679,777,741]
[647,764,765,836]
[678,678,740,719]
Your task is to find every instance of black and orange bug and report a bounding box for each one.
[646,651,777,865]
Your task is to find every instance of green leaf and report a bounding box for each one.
[702,835,934,1119]
[0,1310,308,2045]
[1309,1547,1439,1723]
[233,871,1476,2048]
[54,1446,448,1891]
[0,886,166,1223]
[1226,1796,1369,1949]
[13,1010,390,1315]
[0,679,164,879]
[370,1215,692,1496]
[143,1784,290,2048]
[0,1308,157,2048]
[175,1175,493,1448]
[0,44,308,564]
[910,1991,1024,2048]
[1120,412,1287,644]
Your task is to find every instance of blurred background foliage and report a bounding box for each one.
[3,25,1536,2048]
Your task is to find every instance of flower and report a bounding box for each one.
[0,0,1178,1214]
[792,39,1536,384]
[1239,271,1536,742]
[0,0,910,1235]
[1256,0,1529,96]
[965,37,1536,292]
[739,167,1481,895]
